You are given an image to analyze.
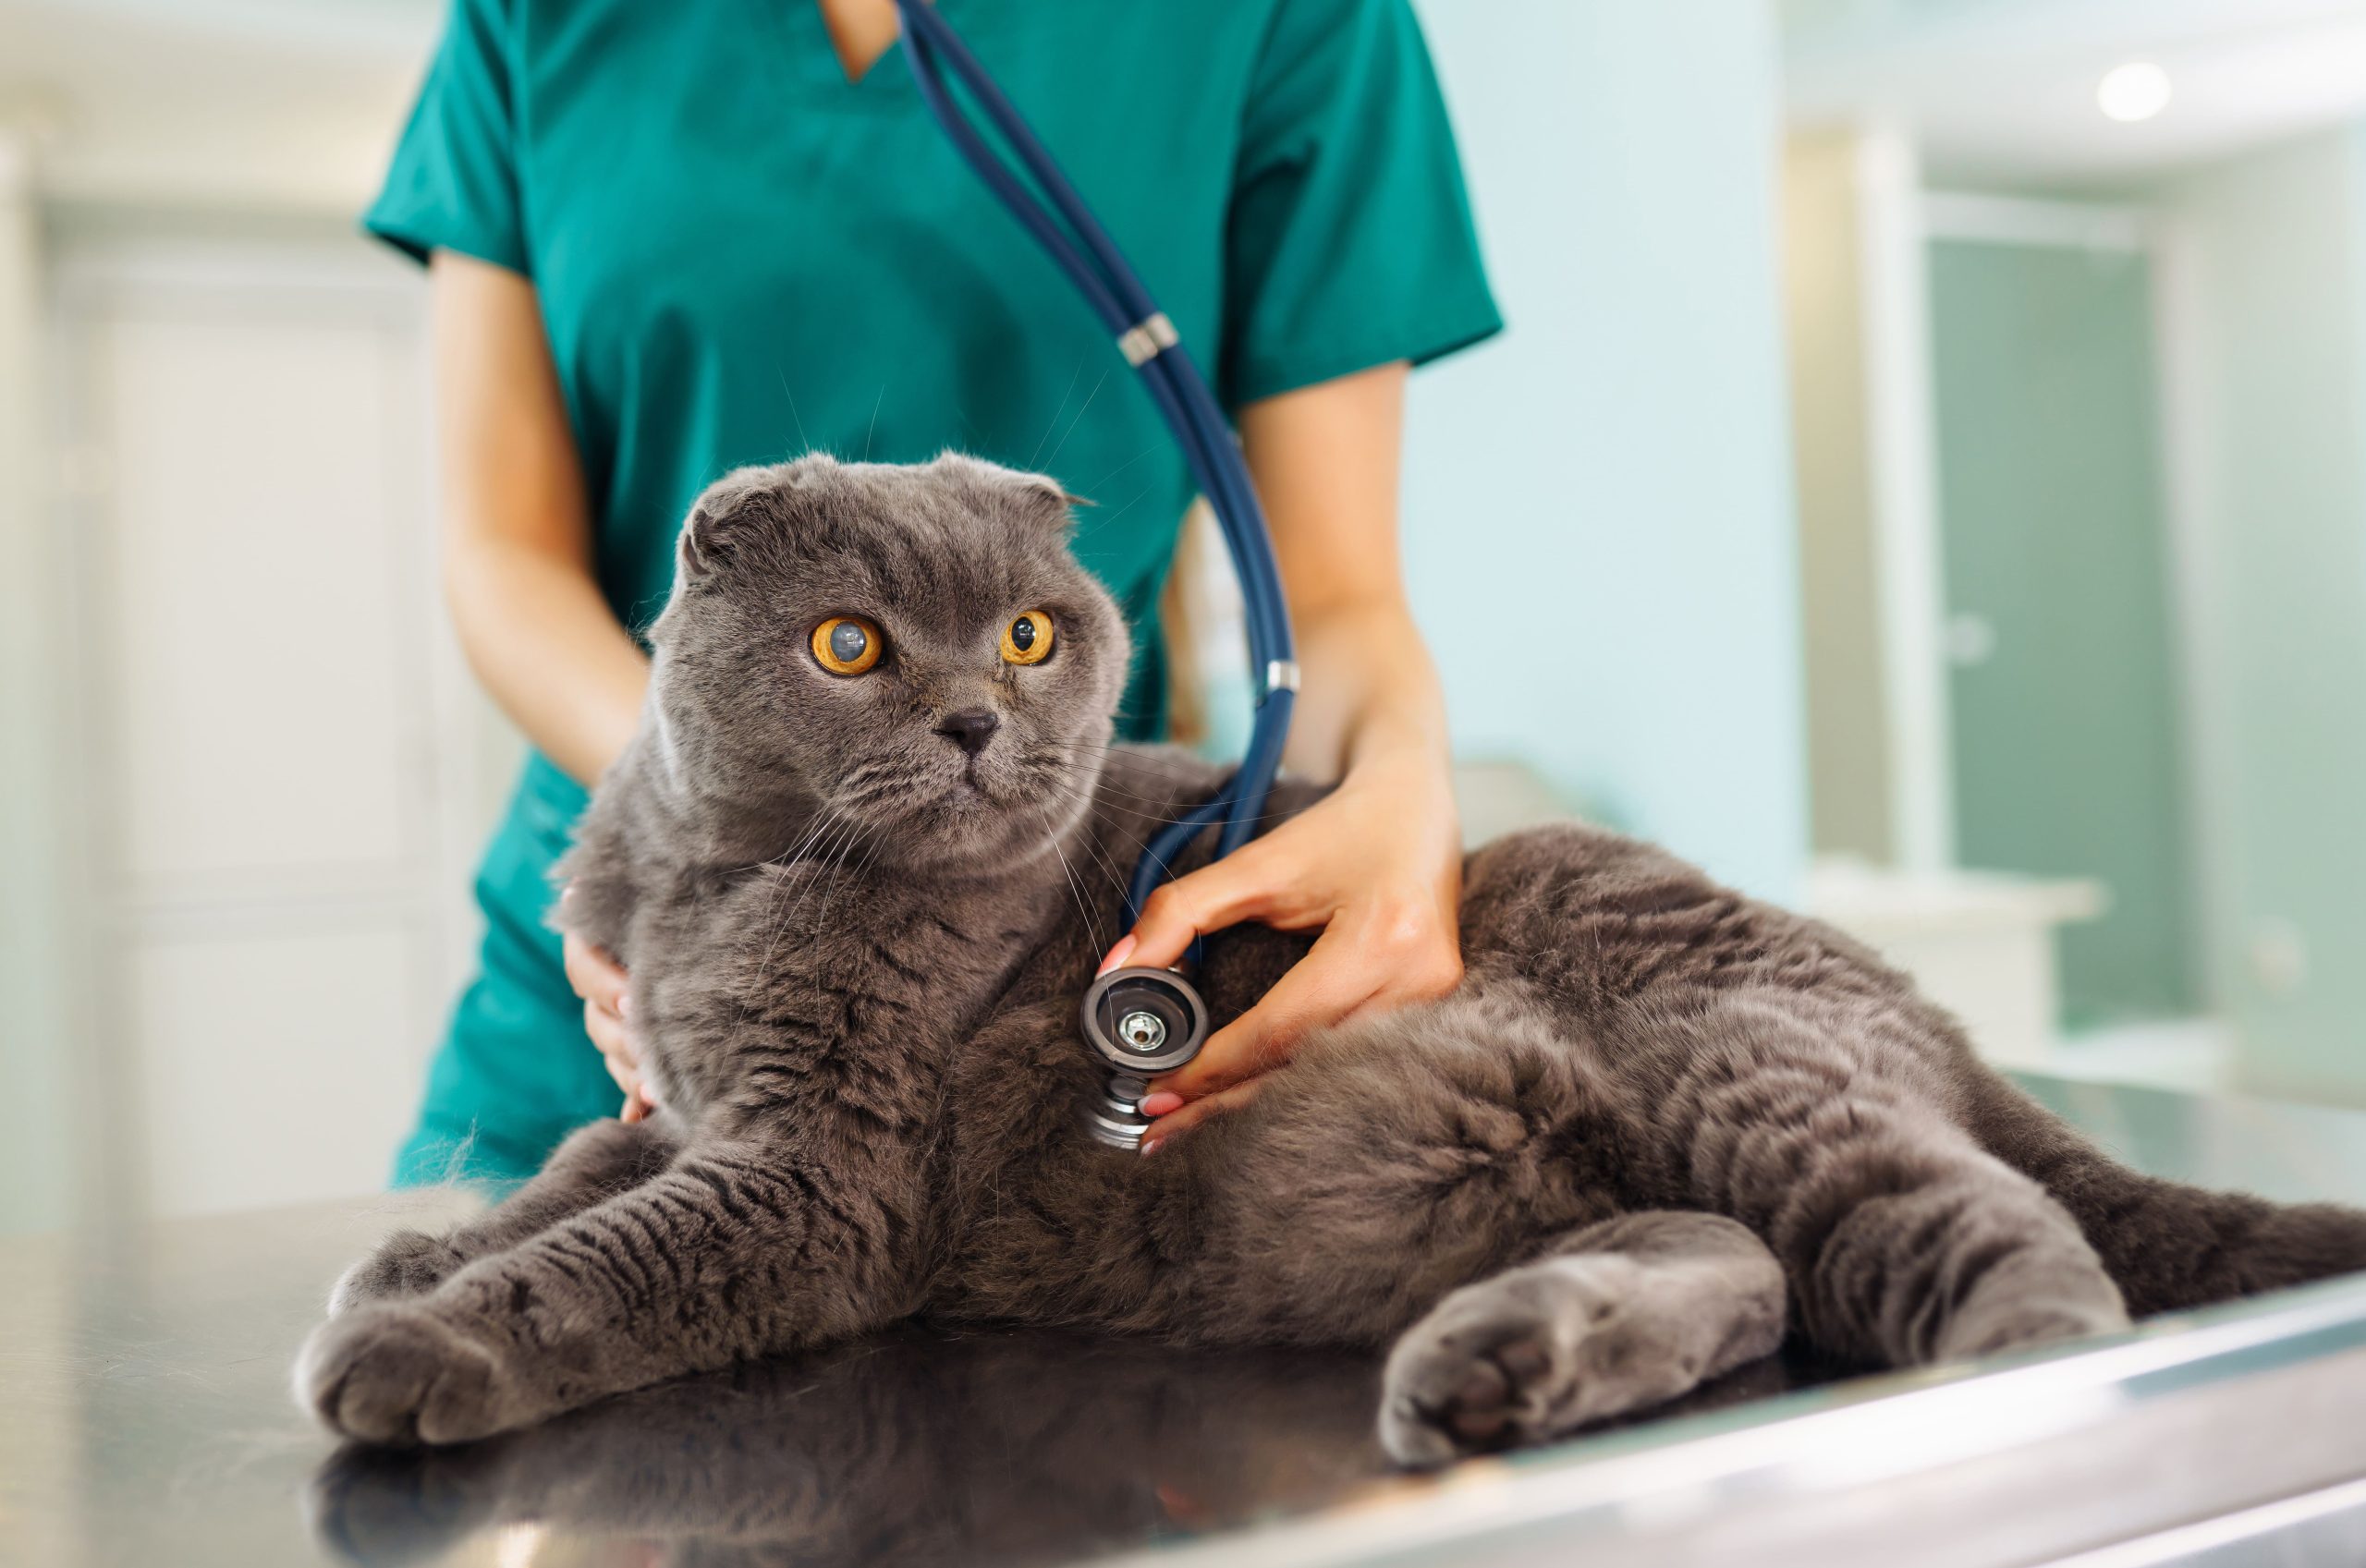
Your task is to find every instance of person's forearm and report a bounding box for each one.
[1287,595,1450,784]
[445,535,649,784]
[1235,361,1445,788]
[429,251,648,787]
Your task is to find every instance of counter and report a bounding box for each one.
[9,1074,2366,1567]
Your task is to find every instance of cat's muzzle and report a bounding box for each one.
[1080,966,1208,1150]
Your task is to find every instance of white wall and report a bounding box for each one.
[1783,131,1894,867]
[0,127,79,1234]
[1409,0,1811,900]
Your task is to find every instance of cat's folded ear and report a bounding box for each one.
[1007,471,1093,532]
[677,458,830,584]
[678,487,756,583]
[929,451,1089,530]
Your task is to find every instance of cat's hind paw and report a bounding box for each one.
[1934,1271,2128,1363]
[328,1230,466,1316]
[296,1305,518,1448]
[1379,1253,1779,1466]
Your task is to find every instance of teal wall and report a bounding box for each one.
[2152,128,2366,1103]
[1405,0,1810,901]
[1926,238,2199,1026]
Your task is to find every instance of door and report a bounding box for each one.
[1927,234,2198,1027]
[52,235,515,1217]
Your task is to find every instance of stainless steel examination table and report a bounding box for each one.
[10,1074,2366,1568]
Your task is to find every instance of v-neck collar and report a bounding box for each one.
[753,0,981,94]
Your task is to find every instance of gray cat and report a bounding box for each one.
[299,454,2366,1465]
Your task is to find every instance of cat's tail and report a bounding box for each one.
[1964,1069,2366,1317]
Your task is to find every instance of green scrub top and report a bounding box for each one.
[370,0,1501,1185]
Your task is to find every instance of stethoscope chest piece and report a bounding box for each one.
[1080,966,1208,1150]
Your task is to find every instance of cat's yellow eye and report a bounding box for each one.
[811,615,884,675]
[1000,610,1055,666]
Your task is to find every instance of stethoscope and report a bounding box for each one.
[888,0,1297,1149]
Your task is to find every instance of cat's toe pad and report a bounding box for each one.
[1380,1256,1741,1466]
[296,1305,513,1447]
[1433,1332,1550,1448]
[328,1231,465,1315]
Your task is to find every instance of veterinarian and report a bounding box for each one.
[371,0,1500,1183]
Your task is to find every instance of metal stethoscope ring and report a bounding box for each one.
[1079,966,1211,1150]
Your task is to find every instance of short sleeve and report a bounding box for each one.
[363,0,530,273]
[1220,0,1503,408]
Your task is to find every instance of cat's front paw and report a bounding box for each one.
[296,1304,521,1447]
[328,1230,465,1315]
[1380,1256,1769,1466]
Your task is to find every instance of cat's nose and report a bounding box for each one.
[935,708,1001,757]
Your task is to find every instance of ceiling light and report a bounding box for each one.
[2098,62,2173,124]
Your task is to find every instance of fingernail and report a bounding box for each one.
[640,1081,660,1107]
[1140,1137,1163,1158]
[1096,935,1138,978]
[616,993,630,1020]
[1139,1091,1184,1116]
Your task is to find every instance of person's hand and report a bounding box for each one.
[1106,752,1465,1152]
[559,902,657,1121]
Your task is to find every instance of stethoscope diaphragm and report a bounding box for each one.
[1079,966,1209,1149]
[1079,966,1208,1076]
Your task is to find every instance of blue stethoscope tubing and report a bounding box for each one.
[888,0,1296,920]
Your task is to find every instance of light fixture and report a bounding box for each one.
[2097,62,2173,124]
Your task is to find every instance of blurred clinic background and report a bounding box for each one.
[5,0,2365,1234]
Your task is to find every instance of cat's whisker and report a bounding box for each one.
[802,810,881,952]
[1074,438,1166,498]
[1024,776,1225,829]
[1052,740,1261,778]
[744,810,839,938]
[1027,356,1086,470]
[1040,368,1110,473]
[836,760,904,793]
[1039,788,1287,833]
[1049,838,1104,955]
[760,801,879,964]
[1018,761,1296,830]
[1068,479,1157,545]
[774,365,813,456]
[1048,815,1133,914]
[750,810,852,976]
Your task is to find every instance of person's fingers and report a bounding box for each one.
[1116,841,1298,971]
[1140,1077,1263,1154]
[1146,896,1461,1106]
[1146,924,1388,1103]
[620,1091,646,1124]
[583,992,638,1071]
[598,1025,641,1098]
[563,930,630,1018]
